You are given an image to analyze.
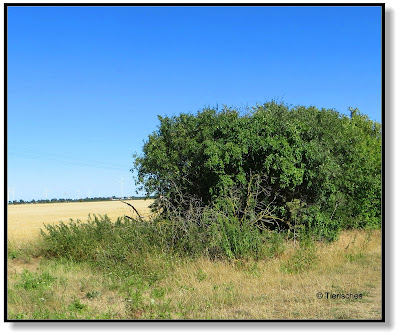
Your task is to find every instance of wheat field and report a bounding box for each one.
[7,200,154,244]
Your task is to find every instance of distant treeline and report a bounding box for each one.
[8,196,155,205]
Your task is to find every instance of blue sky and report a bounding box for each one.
[7,5,382,201]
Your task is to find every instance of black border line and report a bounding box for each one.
[3,2,386,6]
[4,2,385,324]
[380,1,386,325]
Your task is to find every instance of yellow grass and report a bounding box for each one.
[7,229,381,320]
[159,229,382,319]
[7,200,154,245]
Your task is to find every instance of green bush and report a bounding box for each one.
[133,101,381,239]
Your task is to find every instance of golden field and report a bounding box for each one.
[7,200,154,244]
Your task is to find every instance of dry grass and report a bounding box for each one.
[7,258,127,319]
[7,200,154,245]
[7,228,381,320]
[157,229,382,320]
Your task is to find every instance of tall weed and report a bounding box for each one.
[281,231,318,274]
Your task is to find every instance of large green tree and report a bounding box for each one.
[132,101,381,238]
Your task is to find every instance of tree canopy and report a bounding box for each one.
[132,101,381,240]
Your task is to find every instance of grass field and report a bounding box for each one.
[7,200,382,320]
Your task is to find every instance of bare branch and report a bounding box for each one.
[120,200,143,221]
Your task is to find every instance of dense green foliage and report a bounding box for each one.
[133,101,381,240]
[40,213,284,265]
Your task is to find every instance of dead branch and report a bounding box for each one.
[120,200,143,221]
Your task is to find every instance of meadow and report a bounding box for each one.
[7,200,382,320]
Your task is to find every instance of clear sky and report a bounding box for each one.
[7,5,382,202]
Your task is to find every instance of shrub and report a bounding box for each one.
[133,101,381,238]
